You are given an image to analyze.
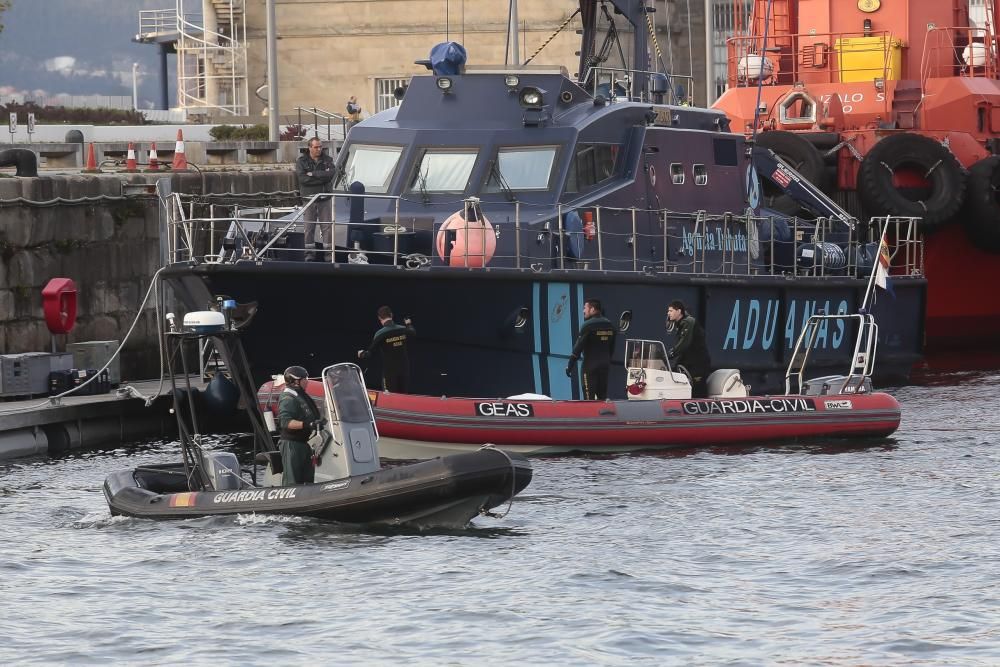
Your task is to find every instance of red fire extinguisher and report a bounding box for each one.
[582,211,595,241]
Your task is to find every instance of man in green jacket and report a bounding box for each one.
[666,300,712,398]
[358,306,416,393]
[277,365,320,485]
[566,298,617,400]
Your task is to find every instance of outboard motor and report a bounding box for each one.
[313,363,381,482]
[202,451,244,490]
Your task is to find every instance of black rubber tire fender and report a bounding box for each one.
[755,130,829,192]
[963,155,1000,253]
[858,133,966,231]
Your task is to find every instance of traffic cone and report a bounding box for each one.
[171,129,189,171]
[82,142,101,173]
[124,142,137,173]
[145,142,160,172]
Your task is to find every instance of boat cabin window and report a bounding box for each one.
[485,146,557,192]
[670,163,685,184]
[565,143,618,193]
[337,144,403,194]
[693,164,708,185]
[713,138,739,166]
[408,149,478,193]
[626,339,670,371]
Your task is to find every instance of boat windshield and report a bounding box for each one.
[625,339,669,371]
[323,364,372,423]
[338,144,403,193]
[485,146,558,191]
[408,149,478,193]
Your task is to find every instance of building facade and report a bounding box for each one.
[153,0,710,121]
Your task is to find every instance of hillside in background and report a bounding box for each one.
[0,0,177,108]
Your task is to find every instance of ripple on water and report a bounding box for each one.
[1,371,1000,665]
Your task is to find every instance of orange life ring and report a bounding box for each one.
[435,207,497,267]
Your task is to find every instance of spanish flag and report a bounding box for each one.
[874,231,895,296]
[168,492,197,508]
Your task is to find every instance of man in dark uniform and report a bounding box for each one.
[357,306,416,393]
[666,300,712,398]
[295,138,337,261]
[277,365,320,485]
[566,298,617,400]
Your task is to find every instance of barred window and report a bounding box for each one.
[375,77,408,112]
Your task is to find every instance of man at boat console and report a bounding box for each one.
[295,138,337,261]
[357,306,416,393]
[666,301,711,398]
[278,365,322,485]
[567,298,617,400]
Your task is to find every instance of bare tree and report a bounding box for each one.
[0,1,11,35]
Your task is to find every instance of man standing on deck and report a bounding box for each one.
[666,300,711,398]
[358,306,416,393]
[566,298,617,400]
[277,365,320,485]
[295,138,337,261]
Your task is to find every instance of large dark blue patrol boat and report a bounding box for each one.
[162,0,925,398]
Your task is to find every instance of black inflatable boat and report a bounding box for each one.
[103,447,530,527]
[103,316,531,529]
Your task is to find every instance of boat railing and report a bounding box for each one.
[294,106,350,141]
[921,25,999,82]
[785,312,878,396]
[725,29,897,100]
[163,193,924,280]
[582,66,695,105]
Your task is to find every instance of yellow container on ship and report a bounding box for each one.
[835,35,902,82]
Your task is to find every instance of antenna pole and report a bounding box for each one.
[506,0,520,66]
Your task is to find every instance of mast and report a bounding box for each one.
[506,0,520,66]
[576,0,651,98]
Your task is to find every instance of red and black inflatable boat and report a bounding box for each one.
[258,314,901,458]
[259,383,899,458]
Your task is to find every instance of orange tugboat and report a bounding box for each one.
[713,0,1000,349]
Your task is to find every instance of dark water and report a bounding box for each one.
[2,368,998,665]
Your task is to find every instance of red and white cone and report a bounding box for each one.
[145,142,160,172]
[82,142,101,173]
[171,129,189,171]
[124,142,138,172]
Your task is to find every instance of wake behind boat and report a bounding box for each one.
[103,310,531,529]
[259,312,900,458]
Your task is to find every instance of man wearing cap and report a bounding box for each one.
[278,365,321,485]
[666,300,711,398]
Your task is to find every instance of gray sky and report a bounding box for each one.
[0,0,176,108]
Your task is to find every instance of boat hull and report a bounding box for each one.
[258,381,900,458]
[167,262,924,398]
[369,391,901,458]
[103,449,532,529]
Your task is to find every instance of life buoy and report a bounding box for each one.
[963,155,1000,253]
[755,130,828,193]
[435,206,496,267]
[857,133,966,231]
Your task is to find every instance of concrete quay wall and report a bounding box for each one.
[0,170,297,380]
